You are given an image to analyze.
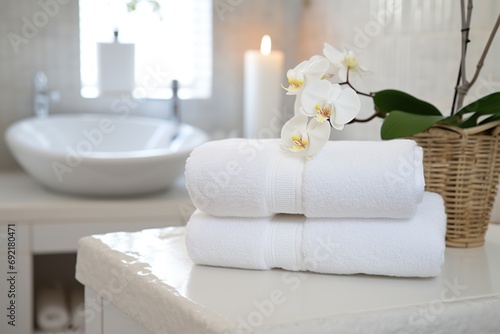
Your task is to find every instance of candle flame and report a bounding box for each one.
[260,35,272,55]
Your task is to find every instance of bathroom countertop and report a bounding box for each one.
[76,225,500,334]
[0,171,191,222]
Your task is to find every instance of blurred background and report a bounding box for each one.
[1,0,499,169]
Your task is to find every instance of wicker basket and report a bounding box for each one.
[410,121,500,247]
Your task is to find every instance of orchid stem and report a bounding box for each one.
[338,74,374,98]
[340,68,378,124]
[454,1,500,112]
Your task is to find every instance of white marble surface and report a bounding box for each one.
[0,171,190,222]
[76,225,500,334]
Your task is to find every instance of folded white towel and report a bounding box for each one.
[185,192,446,277]
[68,287,85,331]
[36,281,70,331]
[185,138,424,218]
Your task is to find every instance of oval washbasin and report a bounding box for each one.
[5,114,209,196]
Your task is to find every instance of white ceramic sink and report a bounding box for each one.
[5,114,209,196]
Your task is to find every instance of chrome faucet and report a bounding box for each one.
[33,71,59,117]
[168,80,182,149]
[171,79,180,123]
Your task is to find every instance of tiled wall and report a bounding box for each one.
[297,0,500,140]
[1,0,499,168]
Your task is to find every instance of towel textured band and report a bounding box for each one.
[185,192,446,278]
[268,154,304,214]
[186,138,425,218]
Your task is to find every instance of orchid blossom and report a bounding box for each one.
[300,79,360,130]
[323,43,367,81]
[281,114,331,158]
[279,43,363,158]
[282,55,329,95]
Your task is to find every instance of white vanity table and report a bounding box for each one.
[76,224,500,334]
[0,171,193,334]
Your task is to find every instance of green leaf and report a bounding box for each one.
[478,114,500,125]
[456,92,500,116]
[458,113,481,128]
[373,90,442,117]
[381,111,444,140]
[440,115,460,126]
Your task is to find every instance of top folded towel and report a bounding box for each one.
[185,138,425,218]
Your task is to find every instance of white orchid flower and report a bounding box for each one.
[281,114,331,158]
[300,79,360,130]
[283,55,329,95]
[323,43,367,81]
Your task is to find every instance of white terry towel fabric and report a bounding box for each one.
[185,138,424,218]
[36,281,70,331]
[68,286,85,331]
[185,192,446,278]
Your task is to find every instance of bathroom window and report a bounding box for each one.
[79,0,212,99]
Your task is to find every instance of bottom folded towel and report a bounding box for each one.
[186,192,446,277]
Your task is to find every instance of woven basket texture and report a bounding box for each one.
[410,123,500,247]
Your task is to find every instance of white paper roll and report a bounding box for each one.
[97,42,135,92]
[36,282,69,331]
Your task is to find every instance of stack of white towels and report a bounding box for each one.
[36,282,84,332]
[185,139,447,277]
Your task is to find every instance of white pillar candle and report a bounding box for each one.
[244,35,284,138]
